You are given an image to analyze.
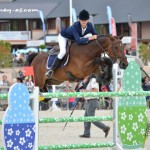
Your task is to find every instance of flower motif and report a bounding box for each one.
[133,140,137,145]
[8,128,13,136]
[25,129,31,137]
[126,102,129,105]
[121,112,126,120]
[129,114,133,120]
[7,139,13,148]
[16,130,20,136]
[28,143,33,148]
[32,125,36,132]
[19,137,26,145]
[127,132,133,141]
[121,125,127,134]
[132,122,138,131]
[141,128,145,135]
[138,113,144,122]
[14,146,20,150]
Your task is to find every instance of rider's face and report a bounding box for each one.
[79,20,89,28]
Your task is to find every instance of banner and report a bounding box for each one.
[130,23,137,51]
[107,6,112,34]
[128,14,132,28]
[39,10,46,32]
[72,8,77,23]
[107,6,117,36]
[111,17,117,36]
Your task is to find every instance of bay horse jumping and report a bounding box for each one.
[30,35,128,92]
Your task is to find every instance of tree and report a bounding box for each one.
[139,43,150,65]
[0,40,12,68]
[39,44,46,49]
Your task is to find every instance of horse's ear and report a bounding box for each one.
[108,34,114,40]
[118,34,124,40]
[109,34,124,41]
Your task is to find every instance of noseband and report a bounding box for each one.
[95,38,127,64]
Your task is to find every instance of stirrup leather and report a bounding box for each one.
[45,70,53,78]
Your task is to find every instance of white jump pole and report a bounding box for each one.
[32,87,39,150]
[113,63,123,150]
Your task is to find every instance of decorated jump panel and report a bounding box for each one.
[2,83,36,150]
[118,61,147,149]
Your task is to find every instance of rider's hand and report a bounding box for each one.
[88,35,97,41]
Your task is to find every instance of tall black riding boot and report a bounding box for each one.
[45,57,61,78]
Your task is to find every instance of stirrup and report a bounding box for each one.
[45,70,53,78]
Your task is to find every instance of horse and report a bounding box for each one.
[30,35,128,94]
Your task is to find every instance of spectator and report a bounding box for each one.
[24,76,34,93]
[142,76,150,108]
[100,85,113,109]
[0,75,11,94]
[18,69,24,80]
[65,81,77,110]
[18,53,26,64]
[74,77,92,110]
[108,80,113,91]
[0,75,11,111]
[79,75,110,138]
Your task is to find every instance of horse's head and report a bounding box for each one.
[96,35,128,69]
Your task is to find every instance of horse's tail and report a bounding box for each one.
[27,53,38,66]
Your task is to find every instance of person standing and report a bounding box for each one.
[79,75,110,138]
[142,76,150,108]
[0,75,11,94]
[0,75,11,111]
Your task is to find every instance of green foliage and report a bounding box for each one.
[39,44,46,49]
[139,43,150,65]
[0,40,12,68]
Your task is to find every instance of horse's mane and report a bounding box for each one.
[97,34,110,38]
[87,34,111,46]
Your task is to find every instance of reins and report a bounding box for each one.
[95,36,127,63]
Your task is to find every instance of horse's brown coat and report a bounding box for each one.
[31,35,128,89]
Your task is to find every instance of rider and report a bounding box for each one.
[45,9,98,78]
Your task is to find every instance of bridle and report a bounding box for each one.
[95,37,127,64]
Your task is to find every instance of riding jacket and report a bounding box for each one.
[61,21,97,45]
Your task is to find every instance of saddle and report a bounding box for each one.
[47,40,73,68]
[46,40,81,81]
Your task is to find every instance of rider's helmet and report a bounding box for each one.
[79,10,90,20]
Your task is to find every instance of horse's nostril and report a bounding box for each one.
[120,62,128,69]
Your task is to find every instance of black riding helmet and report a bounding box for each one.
[79,10,90,20]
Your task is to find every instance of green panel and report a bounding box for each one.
[118,61,147,149]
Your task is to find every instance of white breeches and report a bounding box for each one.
[58,34,68,59]
[57,33,92,59]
